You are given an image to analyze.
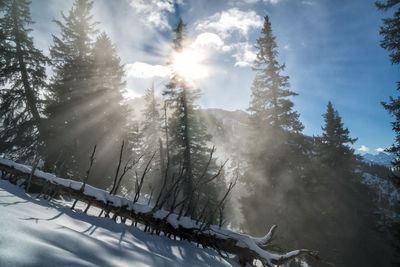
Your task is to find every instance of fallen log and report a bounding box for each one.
[0,157,317,266]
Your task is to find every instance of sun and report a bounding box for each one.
[171,48,208,82]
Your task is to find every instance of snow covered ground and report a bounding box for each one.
[0,180,237,267]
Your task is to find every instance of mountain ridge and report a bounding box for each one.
[362,152,395,167]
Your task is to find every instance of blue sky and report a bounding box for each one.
[29,0,398,154]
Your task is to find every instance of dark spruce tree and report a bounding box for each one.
[310,102,399,267]
[241,16,308,242]
[377,0,400,64]
[376,2,400,262]
[163,19,225,221]
[142,83,162,156]
[318,101,358,172]
[140,83,165,195]
[164,19,198,207]
[0,0,48,161]
[377,0,400,189]
[248,16,303,134]
[127,120,143,161]
[45,0,99,177]
[86,32,130,189]
[46,1,129,188]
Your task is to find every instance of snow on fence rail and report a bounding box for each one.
[0,157,317,266]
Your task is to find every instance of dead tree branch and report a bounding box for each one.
[72,145,96,210]
[110,141,124,194]
[133,152,156,203]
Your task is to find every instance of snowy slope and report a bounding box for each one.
[0,180,237,267]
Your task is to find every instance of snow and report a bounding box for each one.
[0,157,153,213]
[0,180,238,267]
[0,157,312,265]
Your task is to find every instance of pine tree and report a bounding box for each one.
[164,19,198,201]
[319,101,358,171]
[140,84,164,194]
[0,0,48,161]
[377,0,400,188]
[244,15,305,186]
[297,103,394,267]
[248,16,303,134]
[163,19,224,219]
[376,0,400,64]
[244,17,305,185]
[45,0,98,177]
[374,0,400,253]
[90,32,129,148]
[127,119,143,160]
[241,16,309,241]
[142,83,162,155]
[86,32,130,188]
[46,1,129,189]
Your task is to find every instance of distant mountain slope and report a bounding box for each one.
[361,172,400,205]
[126,96,394,169]
[0,180,236,267]
[362,152,395,167]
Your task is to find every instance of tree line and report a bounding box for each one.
[0,0,230,227]
[235,2,399,265]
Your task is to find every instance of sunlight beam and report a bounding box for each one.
[171,48,209,82]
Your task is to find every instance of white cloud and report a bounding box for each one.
[376,148,385,152]
[222,45,233,52]
[301,1,314,5]
[232,43,257,67]
[358,145,369,152]
[196,8,263,39]
[234,61,251,67]
[264,0,282,3]
[129,0,177,30]
[193,32,224,49]
[242,0,282,3]
[195,9,261,67]
[126,62,170,79]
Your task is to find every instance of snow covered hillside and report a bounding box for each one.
[0,180,237,267]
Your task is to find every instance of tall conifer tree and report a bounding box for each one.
[164,19,195,198]
[142,83,162,155]
[377,0,400,64]
[46,0,98,177]
[377,0,400,188]
[90,32,129,149]
[140,84,164,193]
[248,16,303,133]
[0,0,48,160]
[46,1,128,188]
[319,101,358,171]
[163,19,223,218]
[164,20,199,200]
[87,32,130,188]
[241,16,308,240]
